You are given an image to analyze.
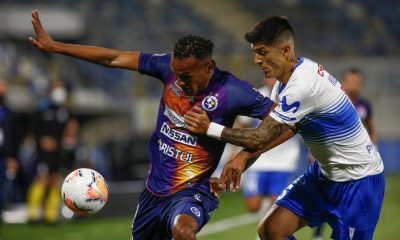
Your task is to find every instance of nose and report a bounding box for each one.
[254,54,263,65]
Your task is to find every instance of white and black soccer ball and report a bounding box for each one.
[61,168,108,215]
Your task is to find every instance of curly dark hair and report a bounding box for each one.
[245,16,294,46]
[173,34,214,60]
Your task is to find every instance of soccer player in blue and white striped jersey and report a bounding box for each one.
[185,16,385,240]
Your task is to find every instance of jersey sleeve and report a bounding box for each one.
[138,53,172,83]
[233,81,274,119]
[270,82,316,125]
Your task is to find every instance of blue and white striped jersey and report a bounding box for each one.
[270,58,383,181]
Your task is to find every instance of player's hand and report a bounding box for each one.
[209,177,225,198]
[29,10,55,52]
[184,106,210,135]
[220,151,251,192]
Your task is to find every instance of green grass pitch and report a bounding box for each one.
[3,174,399,240]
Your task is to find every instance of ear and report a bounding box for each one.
[282,45,291,58]
[205,60,214,73]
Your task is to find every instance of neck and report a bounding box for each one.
[198,68,215,94]
[281,58,298,85]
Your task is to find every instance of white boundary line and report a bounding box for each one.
[198,212,263,237]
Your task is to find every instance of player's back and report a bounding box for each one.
[270,58,383,181]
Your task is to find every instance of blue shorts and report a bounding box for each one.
[242,171,292,197]
[131,188,219,240]
[275,161,385,240]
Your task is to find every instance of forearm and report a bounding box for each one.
[240,129,295,171]
[51,42,139,70]
[220,116,291,150]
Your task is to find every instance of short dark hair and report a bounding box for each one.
[245,16,294,46]
[341,67,364,79]
[173,34,214,60]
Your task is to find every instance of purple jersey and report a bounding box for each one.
[353,98,372,124]
[138,53,273,196]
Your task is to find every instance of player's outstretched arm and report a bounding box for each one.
[29,10,139,70]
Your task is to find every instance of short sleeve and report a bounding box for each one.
[234,81,274,119]
[138,53,172,83]
[270,83,316,125]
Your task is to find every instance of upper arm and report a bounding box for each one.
[137,53,172,82]
[255,115,295,142]
[110,51,140,70]
[233,81,274,119]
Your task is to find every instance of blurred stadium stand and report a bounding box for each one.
[0,1,399,210]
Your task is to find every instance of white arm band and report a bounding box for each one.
[206,122,225,140]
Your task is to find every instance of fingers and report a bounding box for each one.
[28,37,39,47]
[185,110,201,119]
[31,10,44,34]
[191,106,206,114]
[31,17,40,34]
[184,112,205,133]
[33,10,45,30]
[209,178,222,198]
[184,114,198,125]
[221,167,232,192]
[233,172,242,192]
[220,163,243,192]
[184,115,198,130]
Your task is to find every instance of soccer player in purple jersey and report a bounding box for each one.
[29,10,276,240]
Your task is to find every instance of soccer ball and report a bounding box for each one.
[61,168,109,215]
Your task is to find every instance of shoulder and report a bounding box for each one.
[293,58,320,80]
[140,52,171,61]
[138,52,172,70]
[220,71,255,92]
[286,58,323,93]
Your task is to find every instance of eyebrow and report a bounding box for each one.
[254,47,267,53]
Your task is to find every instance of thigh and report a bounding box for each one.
[165,191,218,237]
[166,200,207,237]
[169,204,203,238]
[260,203,309,236]
[131,189,166,240]
[329,173,385,240]
[275,172,325,228]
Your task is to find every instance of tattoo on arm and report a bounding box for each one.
[221,116,292,150]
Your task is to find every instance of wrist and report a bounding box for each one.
[50,41,61,53]
[206,122,225,140]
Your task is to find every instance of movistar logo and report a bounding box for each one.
[280,96,300,113]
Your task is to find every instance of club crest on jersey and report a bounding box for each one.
[280,96,300,113]
[202,95,218,111]
[190,207,201,217]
